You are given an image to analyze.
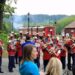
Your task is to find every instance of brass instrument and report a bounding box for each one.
[42,41,62,57]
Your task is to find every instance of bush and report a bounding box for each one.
[0,32,8,50]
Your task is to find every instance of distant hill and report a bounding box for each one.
[14,14,67,28]
[22,14,67,23]
[13,14,67,23]
[3,14,67,29]
[3,14,75,33]
[56,15,75,33]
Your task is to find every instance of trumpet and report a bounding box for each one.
[42,42,62,56]
[70,43,75,49]
[46,46,62,56]
[48,47,55,54]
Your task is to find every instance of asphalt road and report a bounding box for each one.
[1,58,20,75]
[1,57,73,75]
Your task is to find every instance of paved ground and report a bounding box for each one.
[1,57,44,75]
[1,58,20,75]
[1,57,73,75]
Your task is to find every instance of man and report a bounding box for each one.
[22,35,35,48]
[0,39,4,73]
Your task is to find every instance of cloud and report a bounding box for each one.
[14,0,75,15]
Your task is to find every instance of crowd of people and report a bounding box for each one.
[0,31,75,75]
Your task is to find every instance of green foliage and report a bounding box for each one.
[4,4,16,15]
[0,32,8,49]
[56,16,75,34]
[3,1,16,32]
[0,3,4,10]
[3,22,12,32]
[0,32,9,57]
[6,0,17,4]
[3,14,10,18]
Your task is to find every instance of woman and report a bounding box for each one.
[46,57,62,75]
[19,44,40,75]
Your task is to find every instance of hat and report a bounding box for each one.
[34,36,37,39]
[8,40,12,43]
[19,31,23,33]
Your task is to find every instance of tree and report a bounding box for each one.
[0,0,17,30]
[0,0,6,30]
[4,4,16,31]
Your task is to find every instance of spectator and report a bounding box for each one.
[45,57,62,75]
[19,44,40,75]
[22,35,35,49]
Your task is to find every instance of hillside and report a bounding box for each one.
[13,14,66,23]
[3,14,75,34]
[56,15,75,33]
[4,14,67,29]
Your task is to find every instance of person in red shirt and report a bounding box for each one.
[16,40,22,65]
[0,39,4,73]
[41,42,52,71]
[34,38,40,68]
[71,42,75,73]
[64,37,73,70]
[60,44,67,69]
[7,41,16,72]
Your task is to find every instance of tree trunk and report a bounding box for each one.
[0,0,6,30]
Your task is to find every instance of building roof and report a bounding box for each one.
[65,21,75,28]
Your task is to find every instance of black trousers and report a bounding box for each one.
[8,56,15,71]
[67,53,75,70]
[15,52,18,64]
[34,57,40,68]
[44,60,49,71]
[72,65,75,75]
[61,56,66,69]
[0,56,2,71]
[72,53,75,75]
[19,56,22,65]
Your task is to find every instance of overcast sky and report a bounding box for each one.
[12,0,75,15]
